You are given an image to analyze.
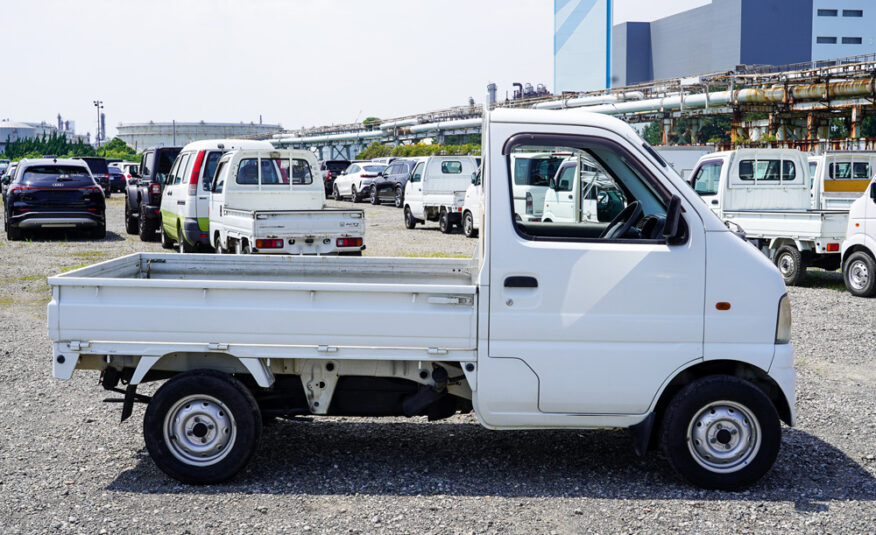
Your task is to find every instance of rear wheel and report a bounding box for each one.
[438,209,453,234]
[143,370,261,485]
[124,202,138,235]
[160,222,174,249]
[139,207,156,242]
[774,245,806,286]
[235,239,250,255]
[404,206,416,229]
[350,185,359,203]
[332,185,340,201]
[463,211,477,238]
[660,375,780,490]
[178,225,195,253]
[6,223,22,241]
[394,187,404,208]
[843,251,876,297]
[214,234,227,255]
[370,186,379,205]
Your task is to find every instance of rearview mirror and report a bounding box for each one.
[663,195,685,245]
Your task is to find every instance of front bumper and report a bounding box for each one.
[768,343,796,427]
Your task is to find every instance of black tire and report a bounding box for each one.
[178,225,195,253]
[660,375,780,490]
[394,187,404,208]
[139,207,156,242]
[214,234,227,255]
[124,202,138,235]
[160,222,174,249]
[463,211,477,238]
[92,222,106,240]
[7,223,22,241]
[774,245,806,286]
[404,206,416,229]
[350,185,359,203]
[332,185,340,201]
[370,186,380,205]
[235,239,250,255]
[143,370,261,485]
[843,251,876,297]
[438,210,453,234]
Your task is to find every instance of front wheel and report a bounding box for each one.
[143,370,261,484]
[463,211,477,238]
[214,234,227,255]
[394,187,404,208]
[843,251,876,297]
[404,206,417,229]
[370,186,380,205]
[774,245,806,286]
[660,375,780,490]
[332,185,340,201]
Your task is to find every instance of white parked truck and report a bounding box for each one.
[841,176,876,297]
[541,155,626,224]
[807,151,876,210]
[689,148,847,285]
[48,109,795,490]
[461,168,482,238]
[403,156,478,233]
[208,149,365,255]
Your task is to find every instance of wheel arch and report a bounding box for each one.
[646,359,791,449]
[130,353,275,388]
[842,243,874,266]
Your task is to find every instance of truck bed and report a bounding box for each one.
[48,253,478,359]
[722,209,848,241]
[222,208,364,237]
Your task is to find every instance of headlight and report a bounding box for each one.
[775,294,791,344]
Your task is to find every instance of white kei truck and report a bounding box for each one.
[841,176,876,297]
[208,149,365,255]
[403,156,479,233]
[689,148,847,285]
[47,109,795,490]
[461,168,482,238]
[807,151,876,210]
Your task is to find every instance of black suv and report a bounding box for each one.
[76,157,111,198]
[124,146,181,241]
[366,159,418,207]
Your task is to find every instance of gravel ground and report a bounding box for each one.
[0,196,874,534]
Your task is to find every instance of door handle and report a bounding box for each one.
[504,276,538,288]
[568,195,573,199]
[711,199,719,205]
[167,191,172,196]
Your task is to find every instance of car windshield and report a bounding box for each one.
[326,162,349,173]
[363,165,387,173]
[79,158,108,173]
[22,165,93,185]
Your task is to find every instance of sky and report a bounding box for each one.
[0,0,710,139]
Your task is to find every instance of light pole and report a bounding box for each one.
[93,100,103,147]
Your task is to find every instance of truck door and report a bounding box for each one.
[483,125,706,416]
[689,159,723,212]
[406,161,425,218]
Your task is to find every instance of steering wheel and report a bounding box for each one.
[599,201,642,239]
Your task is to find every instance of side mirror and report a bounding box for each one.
[663,195,685,245]
[870,182,876,201]
[549,177,557,190]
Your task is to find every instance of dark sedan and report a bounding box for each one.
[4,160,106,240]
[108,166,126,192]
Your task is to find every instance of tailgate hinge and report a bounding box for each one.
[207,343,229,351]
[427,347,448,356]
[68,341,90,352]
[427,296,473,305]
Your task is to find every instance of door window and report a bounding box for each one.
[691,161,722,195]
[410,162,424,182]
[202,151,223,191]
[212,161,228,193]
[173,154,190,185]
[506,136,671,242]
[141,152,154,179]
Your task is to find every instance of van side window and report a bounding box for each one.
[212,162,227,193]
[173,154,190,185]
[291,159,313,185]
[506,136,670,242]
[141,152,154,179]
[692,161,723,196]
[202,151,223,191]
[441,161,463,174]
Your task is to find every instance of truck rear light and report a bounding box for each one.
[775,294,791,344]
[525,192,533,214]
[189,151,205,195]
[255,239,283,249]
[826,243,839,252]
[337,237,363,248]
[150,183,161,195]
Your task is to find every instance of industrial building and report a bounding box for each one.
[0,117,86,154]
[116,121,283,151]
[610,0,876,87]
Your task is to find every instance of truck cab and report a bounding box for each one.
[841,177,876,296]
[808,152,876,210]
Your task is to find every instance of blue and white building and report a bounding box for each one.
[554,0,612,93]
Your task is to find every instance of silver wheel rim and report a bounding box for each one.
[163,394,236,466]
[464,214,472,234]
[848,259,869,290]
[778,253,795,276]
[687,400,761,473]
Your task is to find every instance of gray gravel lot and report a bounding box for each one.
[0,196,873,534]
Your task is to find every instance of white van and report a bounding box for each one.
[461,167,482,238]
[841,176,876,296]
[403,156,478,233]
[159,139,274,252]
[509,152,568,222]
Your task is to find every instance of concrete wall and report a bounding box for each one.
[811,0,876,61]
[649,0,743,80]
[740,0,812,66]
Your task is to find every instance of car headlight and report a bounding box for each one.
[775,294,791,344]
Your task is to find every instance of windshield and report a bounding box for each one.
[363,165,387,173]
[513,155,565,187]
[692,161,722,195]
[79,158,108,174]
